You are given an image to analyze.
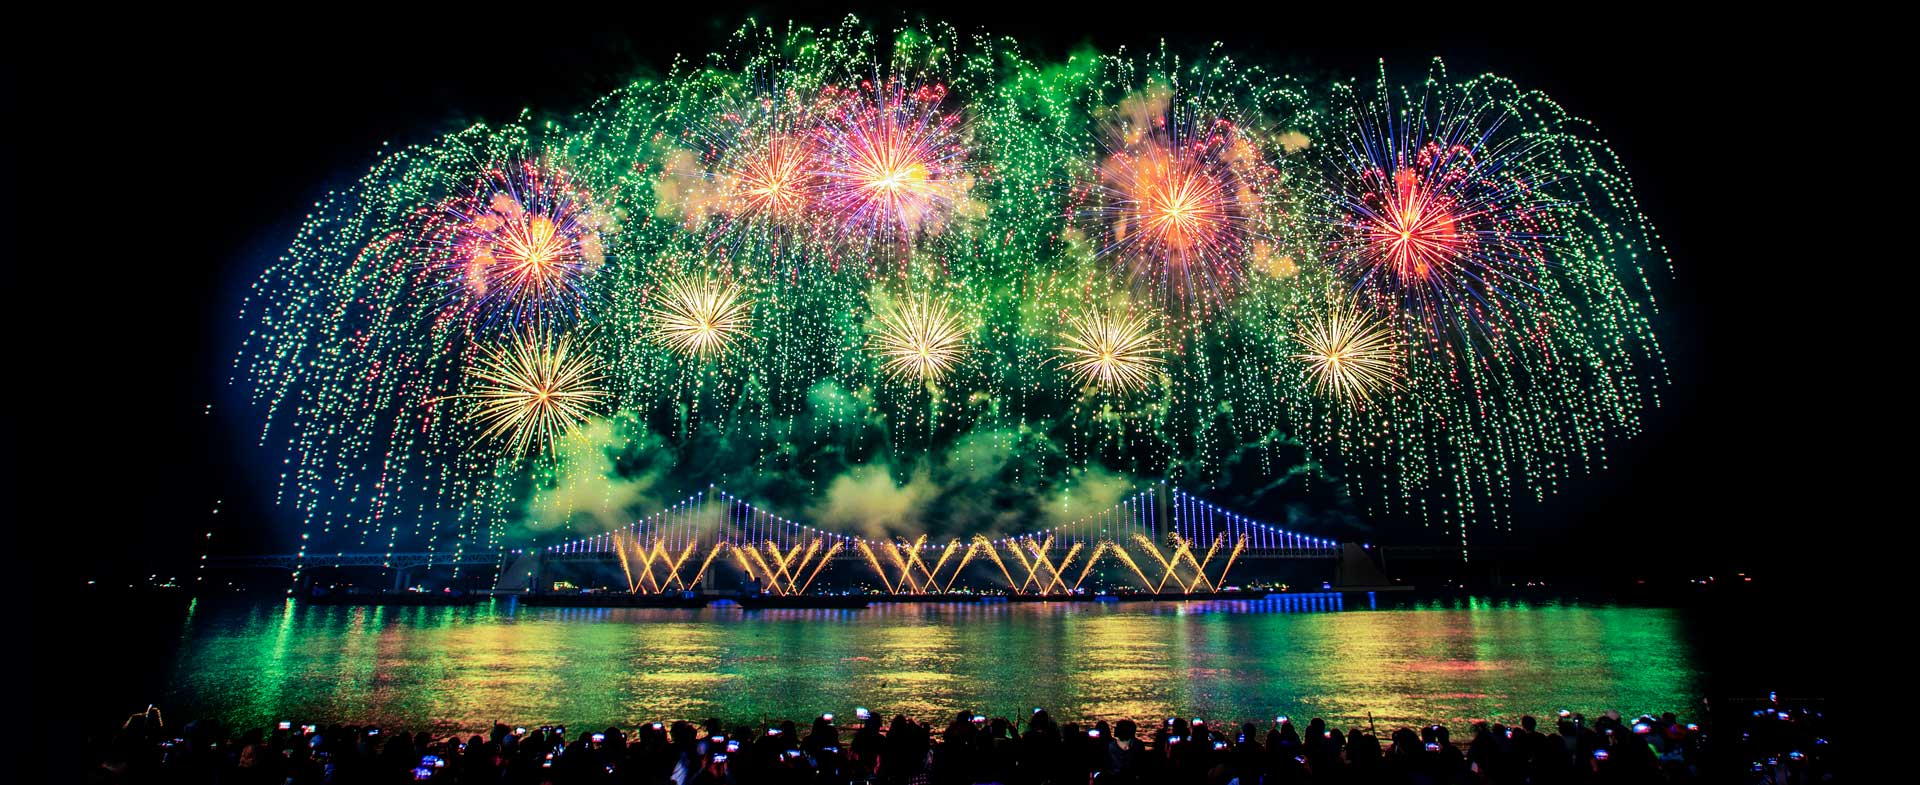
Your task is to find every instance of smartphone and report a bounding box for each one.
[591,733,605,743]
[1425,742,1441,752]
[727,741,740,752]
[713,753,728,763]
[278,721,292,731]
[1593,749,1609,761]
[822,713,835,722]
[855,707,871,721]
[652,722,664,731]
[1275,716,1288,724]
[1088,729,1101,738]
[1213,741,1228,751]
[973,714,986,723]
[768,728,783,736]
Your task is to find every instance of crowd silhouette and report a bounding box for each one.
[82,702,1828,784]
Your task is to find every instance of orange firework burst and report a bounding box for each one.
[1086,100,1270,313]
[1126,151,1233,254]
[724,135,818,223]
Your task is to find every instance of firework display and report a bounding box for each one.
[236,20,1667,569]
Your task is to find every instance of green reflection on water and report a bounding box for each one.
[166,599,1698,735]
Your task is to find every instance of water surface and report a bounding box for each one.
[153,596,1701,734]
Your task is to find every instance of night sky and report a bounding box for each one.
[22,7,1841,589]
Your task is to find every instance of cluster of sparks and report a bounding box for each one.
[238,24,1668,562]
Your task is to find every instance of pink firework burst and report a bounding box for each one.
[431,161,606,328]
[812,79,970,255]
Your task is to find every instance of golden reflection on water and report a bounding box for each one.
[168,598,1699,736]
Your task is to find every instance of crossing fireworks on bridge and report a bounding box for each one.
[236,20,1667,570]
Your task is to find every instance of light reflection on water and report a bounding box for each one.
[163,596,1699,735]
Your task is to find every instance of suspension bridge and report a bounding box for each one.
[211,483,1406,599]
[504,483,1358,597]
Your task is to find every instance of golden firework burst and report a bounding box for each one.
[644,276,754,359]
[1055,308,1165,393]
[1293,303,1403,404]
[460,327,608,454]
[870,296,969,383]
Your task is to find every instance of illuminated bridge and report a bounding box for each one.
[499,483,1348,596]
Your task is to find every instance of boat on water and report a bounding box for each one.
[734,594,871,610]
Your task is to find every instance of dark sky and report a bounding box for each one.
[20,7,1842,586]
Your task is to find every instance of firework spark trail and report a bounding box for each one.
[855,540,895,594]
[797,541,843,594]
[971,536,1021,592]
[1071,542,1110,592]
